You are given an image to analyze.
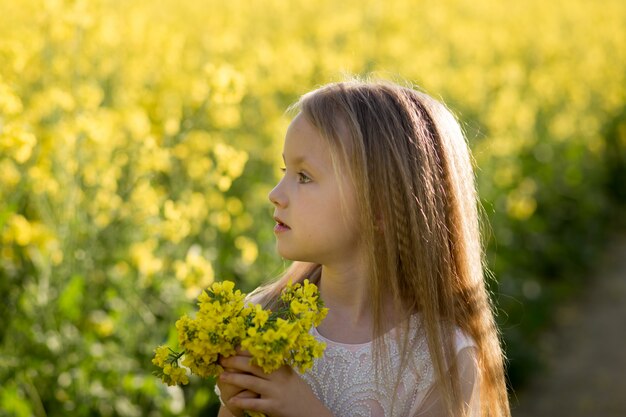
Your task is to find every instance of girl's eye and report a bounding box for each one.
[297,172,312,184]
[280,167,311,184]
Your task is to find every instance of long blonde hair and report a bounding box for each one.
[256,79,510,417]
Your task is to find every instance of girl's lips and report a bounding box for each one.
[273,216,290,233]
[274,222,291,233]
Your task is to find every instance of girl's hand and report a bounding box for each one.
[219,354,333,417]
[217,353,259,417]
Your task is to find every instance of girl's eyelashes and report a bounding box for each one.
[280,167,312,184]
[297,172,312,184]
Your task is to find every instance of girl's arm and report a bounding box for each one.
[219,354,334,417]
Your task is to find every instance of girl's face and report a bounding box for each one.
[268,113,362,265]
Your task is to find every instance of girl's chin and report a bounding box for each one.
[276,248,298,261]
[276,244,314,263]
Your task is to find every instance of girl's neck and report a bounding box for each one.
[318,264,371,323]
[314,262,377,344]
[315,260,403,344]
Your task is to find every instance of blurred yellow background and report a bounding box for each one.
[1,0,625,415]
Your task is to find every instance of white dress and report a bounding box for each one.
[299,315,479,417]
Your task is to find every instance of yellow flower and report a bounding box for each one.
[0,124,37,164]
[235,236,258,265]
[130,239,163,278]
[152,345,170,367]
[5,214,32,246]
[290,299,307,315]
[162,364,189,386]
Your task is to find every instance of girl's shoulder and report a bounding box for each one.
[307,313,475,355]
[452,324,476,353]
[402,314,477,353]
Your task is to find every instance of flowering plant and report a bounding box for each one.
[152,279,328,398]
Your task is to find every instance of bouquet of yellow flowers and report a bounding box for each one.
[152,279,328,393]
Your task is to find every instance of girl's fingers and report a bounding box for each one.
[221,372,269,395]
[234,389,259,399]
[220,355,267,378]
[229,395,273,414]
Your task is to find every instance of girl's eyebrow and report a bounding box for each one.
[282,154,321,175]
[282,154,308,165]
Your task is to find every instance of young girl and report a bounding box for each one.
[215,79,511,417]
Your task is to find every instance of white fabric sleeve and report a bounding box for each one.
[214,383,225,406]
[410,330,480,417]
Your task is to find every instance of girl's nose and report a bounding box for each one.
[268,181,287,208]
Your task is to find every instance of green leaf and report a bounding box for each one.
[0,384,34,417]
[57,275,85,322]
